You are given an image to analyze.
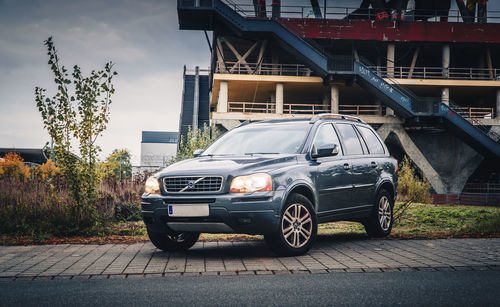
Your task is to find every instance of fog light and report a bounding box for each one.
[237,217,252,224]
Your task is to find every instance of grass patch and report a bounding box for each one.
[1,203,499,245]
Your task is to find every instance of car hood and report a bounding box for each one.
[157,154,298,177]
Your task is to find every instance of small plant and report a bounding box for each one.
[99,149,132,181]
[394,156,431,224]
[34,159,62,181]
[0,152,31,181]
[34,36,117,227]
[177,123,219,160]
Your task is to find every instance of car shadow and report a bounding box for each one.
[173,232,372,258]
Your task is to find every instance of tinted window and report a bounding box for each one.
[313,123,342,155]
[357,126,385,154]
[336,124,363,155]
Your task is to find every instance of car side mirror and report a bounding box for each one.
[311,144,339,159]
[193,149,204,157]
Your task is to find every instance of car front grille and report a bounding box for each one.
[163,176,223,193]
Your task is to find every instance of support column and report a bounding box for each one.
[276,83,284,114]
[192,66,200,131]
[330,85,339,113]
[442,87,450,106]
[496,89,500,119]
[386,44,395,116]
[442,44,450,78]
[217,81,228,113]
[387,43,395,78]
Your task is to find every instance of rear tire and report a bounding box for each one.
[364,189,393,238]
[147,228,199,252]
[265,193,317,257]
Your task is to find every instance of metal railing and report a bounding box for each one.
[228,102,329,115]
[219,1,500,23]
[463,182,500,194]
[368,66,500,80]
[217,62,313,76]
[339,105,384,115]
[453,107,495,119]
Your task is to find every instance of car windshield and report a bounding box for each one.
[202,122,310,156]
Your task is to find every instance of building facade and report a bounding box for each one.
[140,131,179,167]
[177,0,500,199]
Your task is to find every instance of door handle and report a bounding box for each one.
[371,161,377,168]
[343,163,350,171]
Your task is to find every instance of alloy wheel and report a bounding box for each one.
[378,195,391,231]
[281,203,313,248]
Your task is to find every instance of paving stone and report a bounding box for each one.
[291,270,310,274]
[362,268,382,273]
[416,267,436,272]
[144,273,163,278]
[273,270,291,275]
[345,268,364,273]
[0,238,499,278]
[327,268,346,273]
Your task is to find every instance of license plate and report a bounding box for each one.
[168,204,209,217]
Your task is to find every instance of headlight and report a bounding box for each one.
[145,176,161,195]
[230,173,272,194]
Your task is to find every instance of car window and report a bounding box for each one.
[354,128,369,154]
[313,123,343,155]
[357,126,385,154]
[336,124,364,155]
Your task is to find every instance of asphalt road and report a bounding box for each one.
[1,271,499,306]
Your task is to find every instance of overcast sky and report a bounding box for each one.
[1,0,498,164]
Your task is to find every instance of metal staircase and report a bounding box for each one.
[177,0,500,158]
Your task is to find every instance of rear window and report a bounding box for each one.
[336,124,363,155]
[357,126,385,154]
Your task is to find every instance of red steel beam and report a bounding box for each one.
[275,18,500,43]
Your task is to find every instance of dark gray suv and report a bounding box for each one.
[142,114,398,256]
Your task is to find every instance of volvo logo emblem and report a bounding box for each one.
[187,181,195,189]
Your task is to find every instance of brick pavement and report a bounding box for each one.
[0,238,498,280]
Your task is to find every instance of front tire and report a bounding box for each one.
[265,193,317,257]
[147,228,199,252]
[364,189,393,238]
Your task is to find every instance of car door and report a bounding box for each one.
[311,123,352,215]
[335,123,372,210]
[354,125,387,204]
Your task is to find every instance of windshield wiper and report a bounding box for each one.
[244,152,279,155]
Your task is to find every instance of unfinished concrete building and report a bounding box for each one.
[177,0,500,203]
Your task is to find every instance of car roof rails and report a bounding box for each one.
[309,113,366,124]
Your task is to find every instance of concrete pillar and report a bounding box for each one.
[496,89,500,119]
[217,81,228,113]
[330,85,339,113]
[442,45,450,78]
[276,83,284,114]
[387,43,395,78]
[192,66,200,131]
[442,88,450,106]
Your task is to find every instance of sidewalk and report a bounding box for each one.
[0,238,498,280]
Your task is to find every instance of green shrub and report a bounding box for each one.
[394,157,431,224]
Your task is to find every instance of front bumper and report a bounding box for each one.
[141,190,285,235]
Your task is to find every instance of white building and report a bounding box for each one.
[140,131,178,167]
